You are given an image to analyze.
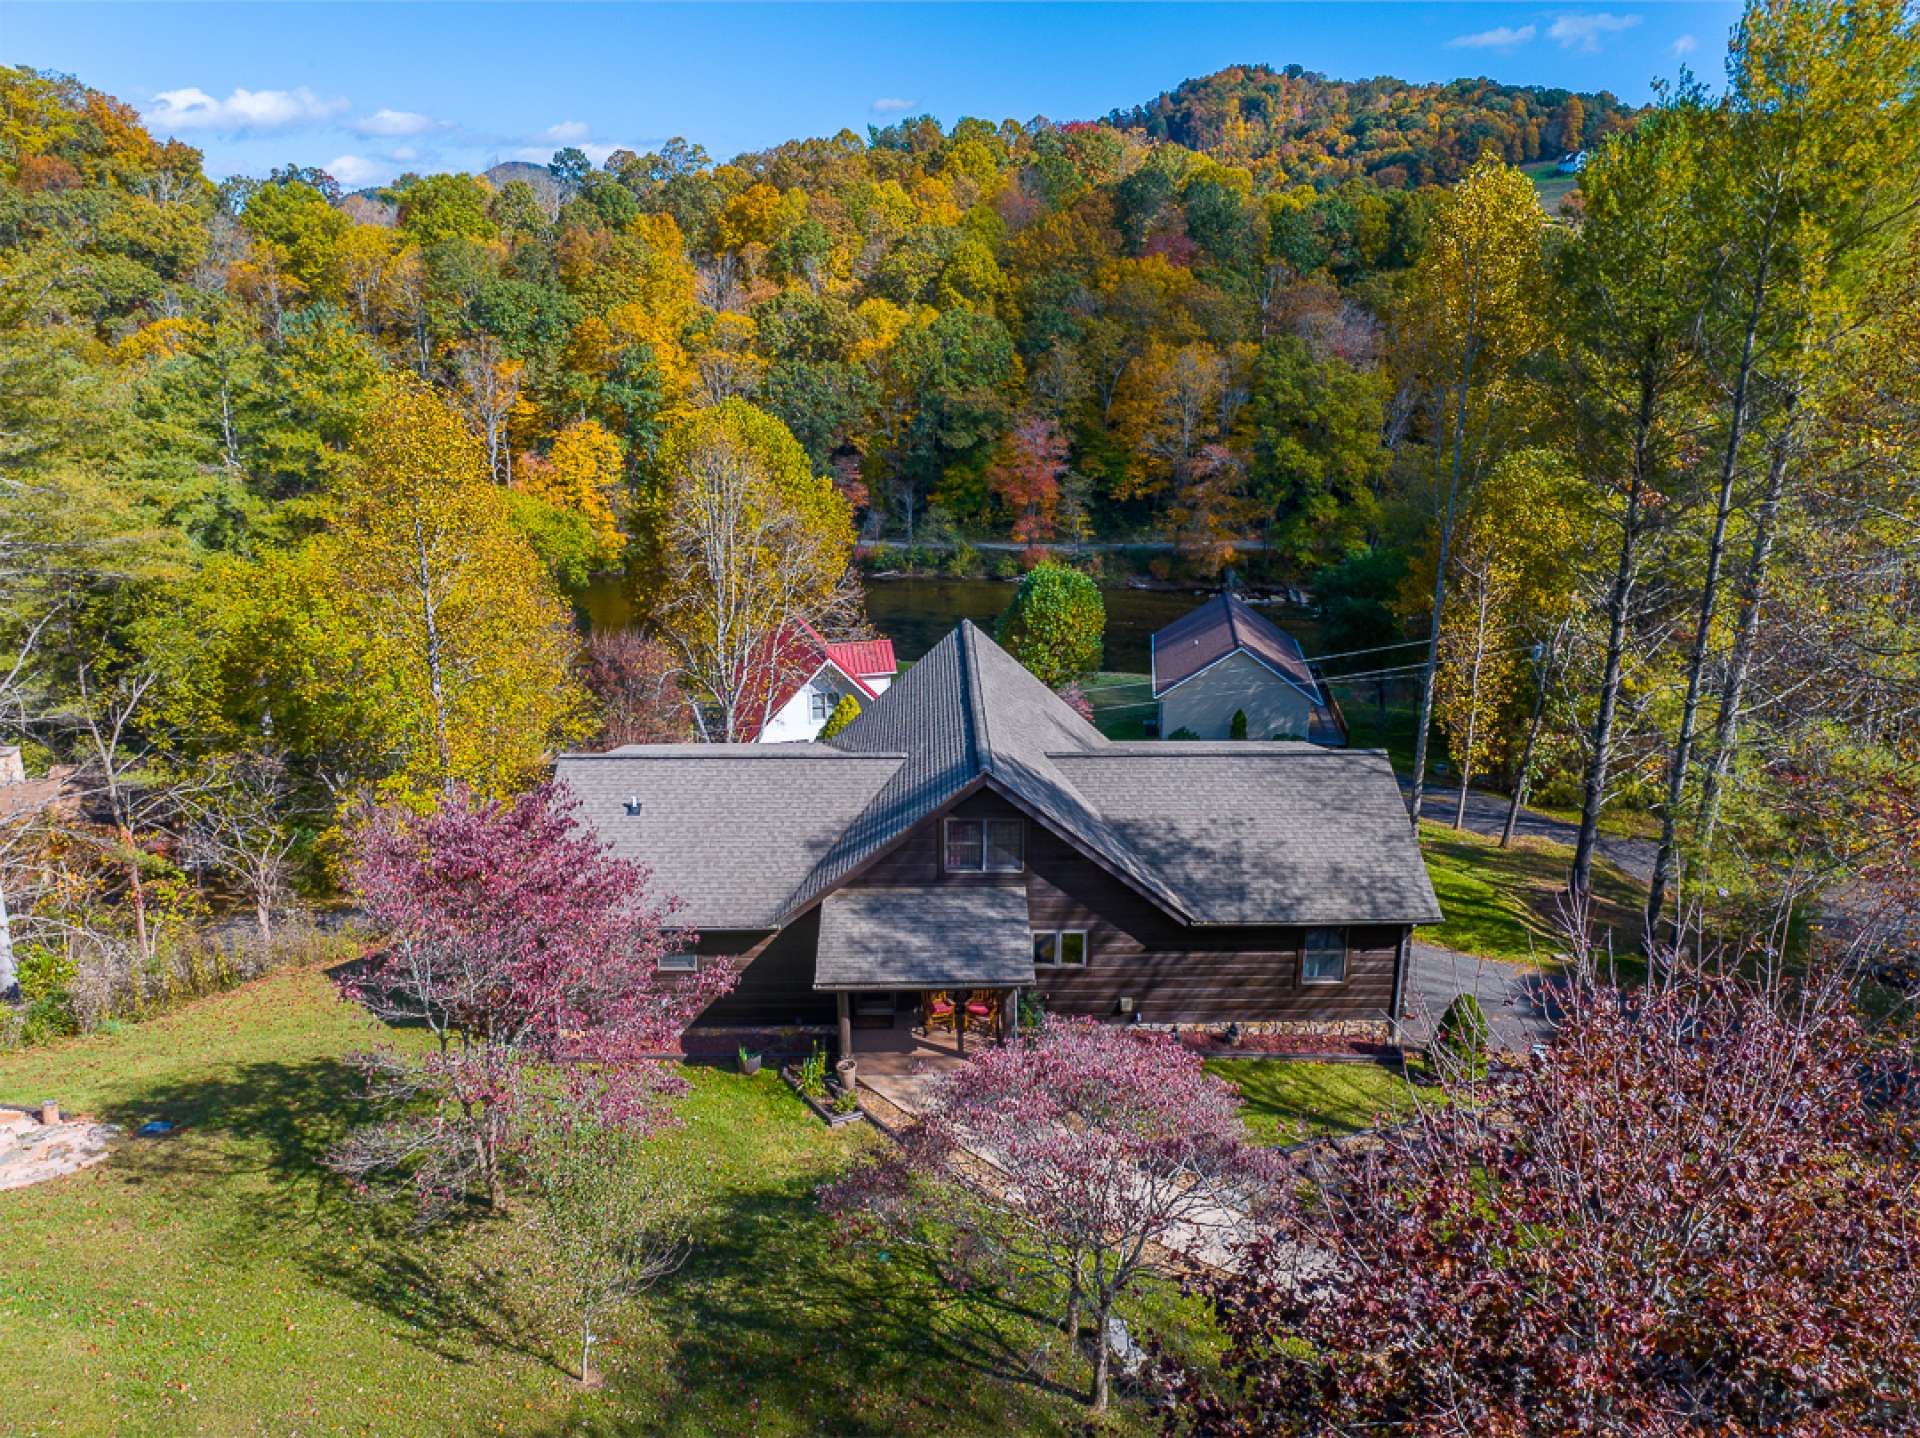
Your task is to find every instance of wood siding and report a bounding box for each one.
[684,785,1406,1029]
[1023,820,1403,1025]
[682,910,836,1027]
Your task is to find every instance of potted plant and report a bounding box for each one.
[782,1042,863,1127]
[738,1045,762,1076]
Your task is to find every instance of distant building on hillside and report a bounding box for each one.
[1557,151,1588,174]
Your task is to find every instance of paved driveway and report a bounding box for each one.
[1402,943,1561,1053]
[1404,781,1656,882]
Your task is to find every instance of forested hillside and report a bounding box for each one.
[1,0,1918,1041]
[1110,63,1631,185]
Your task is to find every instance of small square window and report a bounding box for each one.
[1032,929,1088,967]
[658,951,697,974]
[945,818,984,872]
[984,819,1025,873]
[809,689,835,721]
[1302,927,1347,984]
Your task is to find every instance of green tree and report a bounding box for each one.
[818,691,861,739]
[1248,337,1389,567]
[995,561,1104,687]
[397,173,497,247]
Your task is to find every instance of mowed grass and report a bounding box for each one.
[1205,1059,1422,1146]
[1084,671,1156,739]
[0,966,1191,1436]
[1417,820,1647,968]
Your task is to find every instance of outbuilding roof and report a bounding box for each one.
[1151,592,1323,701]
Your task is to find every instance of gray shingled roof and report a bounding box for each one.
[1054,746,1442,925]
[1151,593,1323,700]
[557,622,1439,939]
[801,622,1192,920]
[552,745,903,929]
[814,883,1036,989]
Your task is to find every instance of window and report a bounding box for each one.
[1302,927,1347,984]
[1033,929,1088,967]
[658,951,697,974]
[944,817,1024,873]
[809,688,836,721]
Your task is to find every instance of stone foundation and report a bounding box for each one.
[1140,1017,1396,1044]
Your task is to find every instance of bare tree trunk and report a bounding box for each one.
[1696,422,1793,858]
[1091,1294,1113,1413]
[413,519,455,791]
[1410,359,1476,829]
[1452,580,1493,830]
[1573,358,1655,901]
[1502,623,1568,848]
[1645,266,1768,943]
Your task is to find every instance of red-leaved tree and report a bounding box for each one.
[988,414,1068,546]
[330,782,734,1223]
[824,1019,1269,1412]
[1164,962,1920,1437]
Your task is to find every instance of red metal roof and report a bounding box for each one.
[735,621,891,740]
[821,636,897,681]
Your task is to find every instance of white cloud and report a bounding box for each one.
[145,85,347,133]
[324,153,392,188]
[1447,24,1537,50]
[1671,33,1699,56]
[509,140,626,166]
[389,145,421,163]
[871,97,916,115]
[540,120,591,144]
[352,108,437,138]
[1549,12,1642,52]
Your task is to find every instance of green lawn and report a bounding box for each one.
[1521,160,1581,214]
[0,966,1198,1435]
[1084,671,1156,740]
[1205,1059,1422,1146]
[1418,820,1647,968]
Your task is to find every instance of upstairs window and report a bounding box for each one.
[1302,927,1347,984]
[944,817,1025,873]
[809,688,836,721]
[1033,929,1088,967]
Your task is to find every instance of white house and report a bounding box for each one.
[751,621,898,744]
[1151,593,1345,745]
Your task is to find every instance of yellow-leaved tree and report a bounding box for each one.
[650,399,855,741]
[319,381,587,799]
[1399,151,1547,825]
[1432,448,1581,831]
[514,418,625,559]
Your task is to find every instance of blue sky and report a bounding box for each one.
[4,3,1739,186]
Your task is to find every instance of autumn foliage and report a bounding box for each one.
[1164,963,1920,1437]
[330,782,733,1221]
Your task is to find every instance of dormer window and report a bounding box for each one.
[810,688,836,721]
[945,817,1024,873]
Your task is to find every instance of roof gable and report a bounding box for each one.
[563,620,1437,934]
[1152,593,1321,701]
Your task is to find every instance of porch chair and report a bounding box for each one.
[922,990,958,1036]
[962,989,1000,1041]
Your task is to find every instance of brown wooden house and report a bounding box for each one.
[555,621,1440,1056]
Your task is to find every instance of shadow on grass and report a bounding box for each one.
[88,1053,570,1376]
[633,1183,1086,1434]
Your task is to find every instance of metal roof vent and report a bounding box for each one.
[624,796,644,816]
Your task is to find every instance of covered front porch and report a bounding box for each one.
[814,881,1035,1083]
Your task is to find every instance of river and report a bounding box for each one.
[579,574,1323,676]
